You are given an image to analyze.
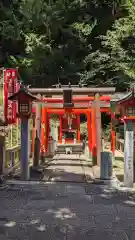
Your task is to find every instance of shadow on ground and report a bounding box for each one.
[0,179,135,239]
[7,157,92,182]
[7,166,91,183]
[3,156,135,239]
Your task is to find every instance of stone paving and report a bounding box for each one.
[0,181,135,239]
[1,154,135,239]
[42,154,93,182]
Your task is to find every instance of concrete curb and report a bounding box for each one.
[6,179,50,185]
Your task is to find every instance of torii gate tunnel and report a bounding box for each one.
[29,87,116,166]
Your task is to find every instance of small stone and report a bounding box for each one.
[30,219,40,225]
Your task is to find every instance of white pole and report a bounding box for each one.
[124,120,134,188]
[95,93,101,166]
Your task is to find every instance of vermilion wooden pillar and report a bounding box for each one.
[31,117,36,158]
[59,115,63,143]
[40,106,46,154]
[45,113,49,153]
[87,112,92,152]
[91,108,97,165]
[44,108,47,153]
[40,106,48,154]
[77,115,80,142]
[110,102,117,159]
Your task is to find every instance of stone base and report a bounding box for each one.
[92,165,121,187]
[56,143,83,154]
[93,177,120,187]
[92,165,100,179]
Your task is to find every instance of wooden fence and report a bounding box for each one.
[115,138,124,153]
[4,145,21,175]
[3,119,34,176]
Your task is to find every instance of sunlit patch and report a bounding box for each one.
[46,208,76,220]
[129,196,135,200]
[117,187,135,193]
[30,219,40,225]
[4,221,16,227]
[103,189,115,193]
[100,194,111,199]
[55,208,76,219]
[124,200,135,206]
[51,178,55,182]
[46,209,53,213]
[36,225,46,231]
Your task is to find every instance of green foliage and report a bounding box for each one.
[80,122,87,136]
[102,124,111,142]
[0,0,135,89]
[102,0,135,87]
[81,0,135,90]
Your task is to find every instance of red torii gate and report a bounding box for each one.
[30,87,115,166]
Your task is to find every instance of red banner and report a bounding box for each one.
[4,68,19,124]
[15,79,20,124]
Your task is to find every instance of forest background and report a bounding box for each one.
[0,0,135,91]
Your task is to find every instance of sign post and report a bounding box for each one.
[94,93,101,166]
[110,101,117,160]
[124,119,134,188]
[20,118,29,180]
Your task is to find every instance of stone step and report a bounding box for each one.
[55,152,83,155]
[55,150,83,154]
[56,143,84,154]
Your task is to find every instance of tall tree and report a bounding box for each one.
[102,0,135,90]
[0,0,134,90]
[81,0,132,90]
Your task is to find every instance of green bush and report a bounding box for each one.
[102,124,111,142]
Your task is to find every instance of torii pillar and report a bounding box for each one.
[77,115,80,142]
